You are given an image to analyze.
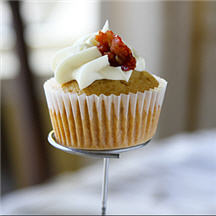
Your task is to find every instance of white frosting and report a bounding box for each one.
[53,20,146,89]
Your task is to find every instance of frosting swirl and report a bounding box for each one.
[53,20,146,89]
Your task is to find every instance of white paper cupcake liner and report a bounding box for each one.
[44,76,167,150]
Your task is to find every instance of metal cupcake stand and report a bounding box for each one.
[48,130,151,215]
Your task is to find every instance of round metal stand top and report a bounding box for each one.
[48,130,151,159]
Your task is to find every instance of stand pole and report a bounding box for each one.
[101,158,109,215]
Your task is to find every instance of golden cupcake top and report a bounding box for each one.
[61,71,159,96]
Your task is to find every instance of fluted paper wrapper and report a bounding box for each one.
[44,76,167,150]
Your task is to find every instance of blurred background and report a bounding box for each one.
[1,0,216,214]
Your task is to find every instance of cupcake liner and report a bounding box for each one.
[44,76,167,150]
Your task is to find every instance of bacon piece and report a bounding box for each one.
[95,30,136,71]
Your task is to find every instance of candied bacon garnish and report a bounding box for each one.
[95,30,136,71]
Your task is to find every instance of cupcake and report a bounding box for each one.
[44,21,167,150]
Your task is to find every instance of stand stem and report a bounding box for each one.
[101,158,109,215]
